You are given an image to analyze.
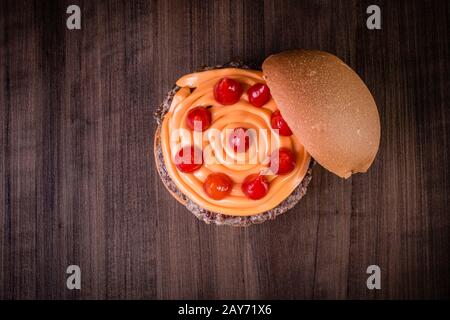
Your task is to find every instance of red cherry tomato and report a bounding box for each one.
[174,146,203,173]
[271,110,293,136]
[241,174,269,200]
[247,83,271,107]
[213,78,243,105]
[229,127,250,152]
[203,173,233,200]
[186,106,212,131]
[269,148,296,175]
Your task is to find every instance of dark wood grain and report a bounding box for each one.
[0,0,449,299]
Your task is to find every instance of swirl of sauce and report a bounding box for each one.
[161,68,311,216]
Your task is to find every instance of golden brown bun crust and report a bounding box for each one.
[262,50,381,178]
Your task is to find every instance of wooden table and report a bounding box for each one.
[0,0,449,299]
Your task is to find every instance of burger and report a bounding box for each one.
[154,49,381,226]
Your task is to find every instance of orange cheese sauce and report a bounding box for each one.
[160,68,311,216]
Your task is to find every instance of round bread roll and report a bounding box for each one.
[262,49,381,178]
